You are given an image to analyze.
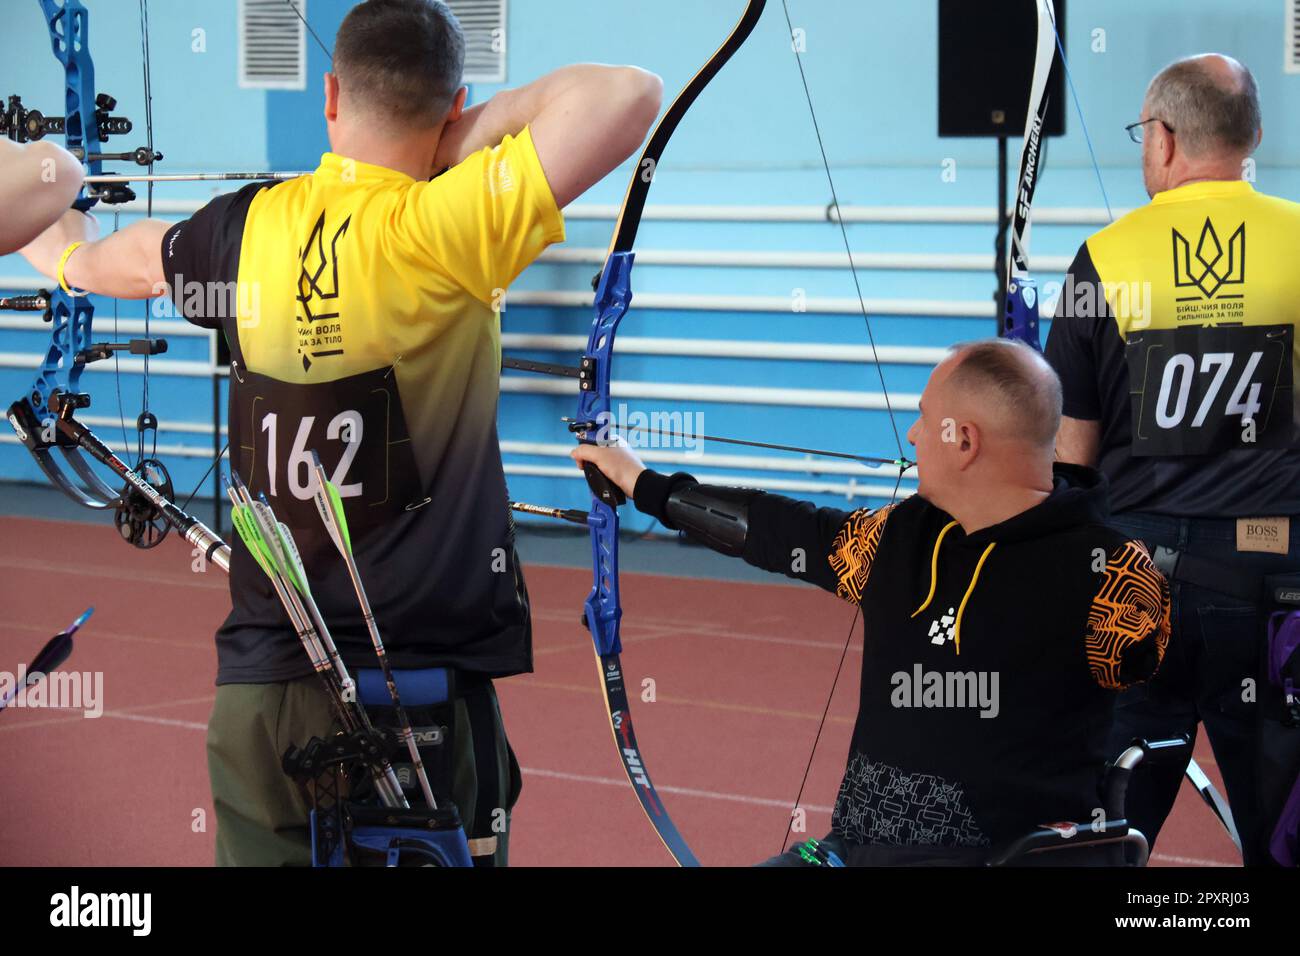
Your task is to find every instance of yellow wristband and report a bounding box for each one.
[57,241,87,297]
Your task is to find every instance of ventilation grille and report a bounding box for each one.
[239,0,307,90]
[450,0,507,84]
[1289,0,1300,74]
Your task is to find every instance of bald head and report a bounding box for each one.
[1145,54,1260,159]
[942,340,1062,451]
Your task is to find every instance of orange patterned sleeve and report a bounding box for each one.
[1086,541,1171,689]
[827,504,897,605]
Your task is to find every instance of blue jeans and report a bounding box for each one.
[1107,512,1300,867]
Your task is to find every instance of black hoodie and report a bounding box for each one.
[635,463,1169,855]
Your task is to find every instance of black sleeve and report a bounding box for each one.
[1044,242,1110,421]
[634,469,855,594]
[160,181,277,330]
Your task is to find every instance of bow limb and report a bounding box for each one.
[1002,0,1059,349]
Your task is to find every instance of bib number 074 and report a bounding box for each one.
[1154,351,1262,429]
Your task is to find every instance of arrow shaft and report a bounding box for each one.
[310,456,439,809]
[510,501,591,525]
[84,171,304,184]
[562,418,914,470]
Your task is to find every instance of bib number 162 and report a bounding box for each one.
[261,410,364,500]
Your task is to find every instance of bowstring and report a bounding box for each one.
[1045,2,1113,225]
[776,0,913,854]
[286,0,334,60]
[138,0,156,465]
[112,234,129,456]
[129,0,226,517]
[778,3,903,462]
[112,0,158,467]
[778,466,906,854]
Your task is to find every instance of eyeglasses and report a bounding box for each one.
[1125,118,1174,144]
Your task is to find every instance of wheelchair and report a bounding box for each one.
[987,736,1195,867]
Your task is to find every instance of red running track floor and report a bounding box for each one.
[0,517,1240,866]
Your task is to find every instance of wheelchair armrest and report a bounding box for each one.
[986,819,1148,867]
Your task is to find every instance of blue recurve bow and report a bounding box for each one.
[565,0,770,868]
[495,0,770,866]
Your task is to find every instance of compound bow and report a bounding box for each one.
[2,0,228,570]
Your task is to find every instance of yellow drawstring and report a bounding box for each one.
[910,521,959,619]
[952,542,996,655]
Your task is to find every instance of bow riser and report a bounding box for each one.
[42,0,103,200]
[577,251,634,655]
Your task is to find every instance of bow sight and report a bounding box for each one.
[1,93,161,206]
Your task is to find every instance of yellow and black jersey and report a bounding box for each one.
[161,129,564,684]
[1046,179,1300,516]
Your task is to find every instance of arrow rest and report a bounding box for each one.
[113,456,172,549]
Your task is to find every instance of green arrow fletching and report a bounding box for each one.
[229,504,277,581]
[324,479,351,552]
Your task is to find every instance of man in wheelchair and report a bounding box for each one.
[573,340,1173,866]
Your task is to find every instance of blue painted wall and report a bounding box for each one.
[2,0,1297,528]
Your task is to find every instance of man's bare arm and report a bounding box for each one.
[21,210,169,300]
[436,64,662,208]
[1056,415,1101,468]
[0,140,85,255]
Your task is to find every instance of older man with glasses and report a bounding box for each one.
[1045,53,1300,867]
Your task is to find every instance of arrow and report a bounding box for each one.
[84,171,306,184]
[226,473,407,809]
[309,450,438,809]
[0,607,93,713]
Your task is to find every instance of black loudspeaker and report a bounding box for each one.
[938,0,1067,138]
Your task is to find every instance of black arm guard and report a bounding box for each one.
[664,483,757,557]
